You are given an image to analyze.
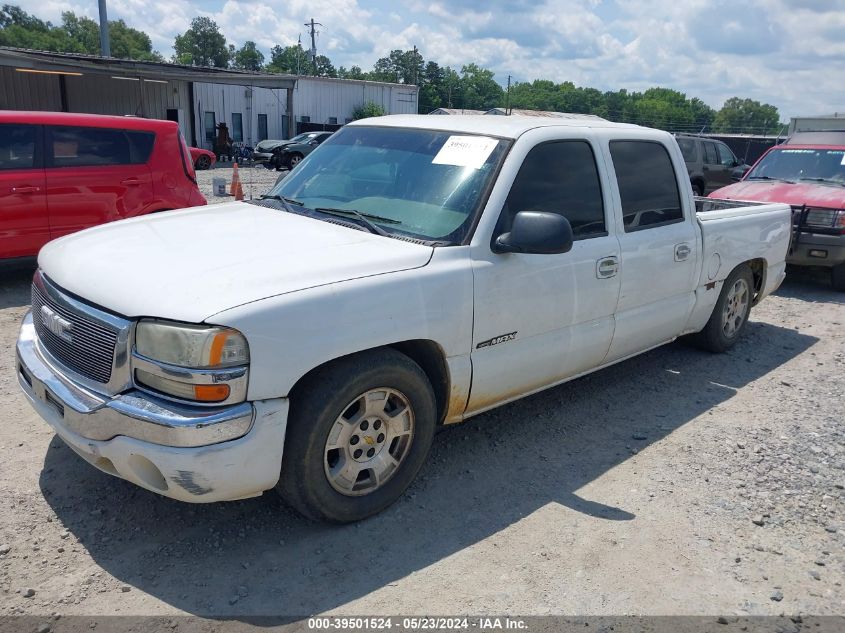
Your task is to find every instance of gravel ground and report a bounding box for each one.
[195,162,283,202]
[0,264,843,620]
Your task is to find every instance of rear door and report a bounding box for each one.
[44,125,155,240]
[604,139,698,362]
[0,123,48,259]
[702,140,730,193]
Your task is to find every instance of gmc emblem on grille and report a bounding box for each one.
[40,305,73,343]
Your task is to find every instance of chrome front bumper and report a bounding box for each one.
[16,311,253,448]
[17,311,289,502]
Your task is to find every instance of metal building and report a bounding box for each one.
[0,47,420,150]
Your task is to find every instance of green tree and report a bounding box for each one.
[459,64,503,110]
[0,5,162,59]
[173,16,229,68]
[338,65,366,80]
[232,40,264,71]
[714,97,782,134]
[370,48,423,84]
[314,54,336,77]
[267,44,309,74]
[351,101,386,120]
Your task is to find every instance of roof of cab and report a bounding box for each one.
[348,114,644,139]
[0,110,179,131]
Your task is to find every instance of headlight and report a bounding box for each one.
[135,320,249,368]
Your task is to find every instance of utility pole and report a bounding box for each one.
[304,18,322,75]
[97,0,110,57]
[506,75,511,115]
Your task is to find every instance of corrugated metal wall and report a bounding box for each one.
[64,75,191,138]
[293,78,418,125]
[192,82,287,149]
[0,66,62,110]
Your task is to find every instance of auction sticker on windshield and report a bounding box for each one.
[433,135,498,169]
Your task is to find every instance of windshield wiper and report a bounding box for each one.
[798,177,845,187]
[259,194,304,214]
[314,207,400,237]
[746,176,796,184]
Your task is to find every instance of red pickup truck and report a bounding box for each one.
[0,111,206,262]
[711,135,845,291]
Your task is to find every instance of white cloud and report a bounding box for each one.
[14,0,845,119]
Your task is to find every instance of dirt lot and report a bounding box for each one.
[195,162,282,202]
[0,265,843,620]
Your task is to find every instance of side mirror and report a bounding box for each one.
[731,165,750,181]
[494,211,574,255]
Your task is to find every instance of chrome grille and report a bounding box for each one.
[31,282,118,384]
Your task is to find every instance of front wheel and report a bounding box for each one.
[286,153,303,169]
[694,264,754,353]
[195,155,211,170]
[277,349,437,522]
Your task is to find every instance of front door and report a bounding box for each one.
[603,139,698,362]
[468,138,621,415]
[0,123,48,259]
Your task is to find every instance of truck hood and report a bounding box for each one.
[711,180,845,209]
[38,202,433,323]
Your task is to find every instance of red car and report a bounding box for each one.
[0,111,207,261]
[710,136,845,291]
[189,146,216,170]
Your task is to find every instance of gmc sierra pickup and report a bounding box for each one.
[17,115,792,522]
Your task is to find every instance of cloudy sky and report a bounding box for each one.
[24,0,845,120]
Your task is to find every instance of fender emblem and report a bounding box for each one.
[40,305,73,344]
[476,332,517,349]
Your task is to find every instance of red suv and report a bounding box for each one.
[0,111,207,261]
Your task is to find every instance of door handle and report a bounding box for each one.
[121,178,142,186]
[596,256,619,279]
[675,243,692,261]
[11,185,40,194]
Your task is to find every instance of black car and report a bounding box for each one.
[675,134,750,196]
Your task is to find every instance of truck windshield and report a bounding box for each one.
[264,125,510,243]
[746,147,845,185]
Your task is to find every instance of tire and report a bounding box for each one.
[195,155,211,170]
[692,181,705,197]
[277,348,437,523]
[694,264,754,353]
[832,262,845,292]
[261,161,275,170]
[286,153,304,169]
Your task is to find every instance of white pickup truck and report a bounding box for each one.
[17,115,791,522]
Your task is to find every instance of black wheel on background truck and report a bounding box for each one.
[692,181,704,197]
[832,262,845,292]
[694,264,754,353]
[277,348,437,522]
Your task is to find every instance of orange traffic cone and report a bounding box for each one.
[230,162,244,200]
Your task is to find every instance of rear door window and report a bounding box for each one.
[703,141,719,165]
[0,124,39,170]
[609,140,684,231]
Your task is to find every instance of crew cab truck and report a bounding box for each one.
[16,116,791,522]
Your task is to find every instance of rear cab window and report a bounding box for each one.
[609,140,684,231]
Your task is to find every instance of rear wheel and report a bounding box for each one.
[277,348,437,522]
[692,181,705,197]
[195,154,211,170]
[832,262,845,292]
[694,264,754,353]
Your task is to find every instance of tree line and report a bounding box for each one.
[0,5,785,133]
